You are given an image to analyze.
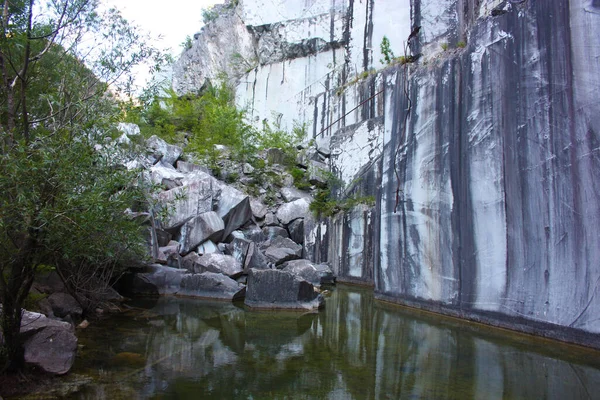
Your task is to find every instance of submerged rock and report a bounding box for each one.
[245,269,324,310]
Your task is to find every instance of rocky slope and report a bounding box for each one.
[173,0,600,348]
[115,126,334,311]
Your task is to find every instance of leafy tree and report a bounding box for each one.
[0,0,160,372]
[138,81,254,162]
[379,35,395,65]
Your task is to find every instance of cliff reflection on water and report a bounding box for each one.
[73,286,600,399]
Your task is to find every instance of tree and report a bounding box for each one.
[0,0,161,372]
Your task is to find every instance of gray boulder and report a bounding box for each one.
[264,236,302,265]
[47,292,83,319]
[265,148,287,164]
[226,238,252,265]
[250,198,268,219]
[197,240,220,255]
[156,174,215,230]
[264,213,279,226]
[147,135,183,166]
[281,259,335,286]
[262,226,289,241]
[178,211,225,254]
[18,310,77,375]
[308,160,329,187]
[179,272,246,301]
[182,252,200,272]
[242,225,265,243]
[117,122,141,137]
[149,161,184,185]
[280,187,312,203]
[131,264,186,296]
[245,269,324,310]
[155,229,172,247]
[244,242,272,271]
[315,136,331,157]
[192,253,243,278]
[276,198,311,225]
[287,218,304,244]
[215,186,253,241]
[177,160,210,174]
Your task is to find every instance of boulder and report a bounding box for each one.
[264,213,279,226]
[280,187,312,203]
[149,161,184,185]
[17,310,77,375]
[262,226,289,241]
[130,264,186,296]
[47,292,83,320]
[264,236,302,265]
[177,160,210,174]
[179,272,246,301]
[146,135,183,166]
[244,242,272,271]
[226,238,252,265]
[156,174,215,230]
[178,211,225,254]
[315,136,332,157]
[265,148,287,164]
[281,259,335,286]
[242,225,265,243]
[192,253,243,278]
[117,122,141,137]
[182,252,200,272]
[250,198,268,219]
[24,326,78,375]
[287,218,304,245]
[243,163,255,174]
[245,269,324,310]
[214,186,253,241]
[197,240,220,255]
[308,160,329,187]
[276,198,311,225]
[155,229,172,247]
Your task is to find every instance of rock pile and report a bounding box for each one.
[118,125,335,310]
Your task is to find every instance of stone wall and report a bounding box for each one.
[173,0,600,346]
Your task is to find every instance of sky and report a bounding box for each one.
[102,0,224,88]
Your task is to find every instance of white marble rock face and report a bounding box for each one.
[172,0,600,340]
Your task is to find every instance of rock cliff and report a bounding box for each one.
[173,0,600,347]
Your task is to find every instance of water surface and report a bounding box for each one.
[70,286,600,399]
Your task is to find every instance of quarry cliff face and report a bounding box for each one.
[173,0,600,347]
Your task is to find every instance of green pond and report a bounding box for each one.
[66,285,600,399]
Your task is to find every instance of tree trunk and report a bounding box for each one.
[0,297,25,373]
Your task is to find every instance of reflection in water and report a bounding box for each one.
[72,286,600,399]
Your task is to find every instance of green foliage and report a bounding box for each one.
[441,42,449,51]
[380,36,396,65]
[398,55,415,65]
[137,82,253,161]
[457,41,466,48]
[182,35,193,50]
[309,171,375,217]
[256,121,306,166]
[202,7,220,24]
[0,0,159,372]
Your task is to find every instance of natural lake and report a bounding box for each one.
[66,285,600,399]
